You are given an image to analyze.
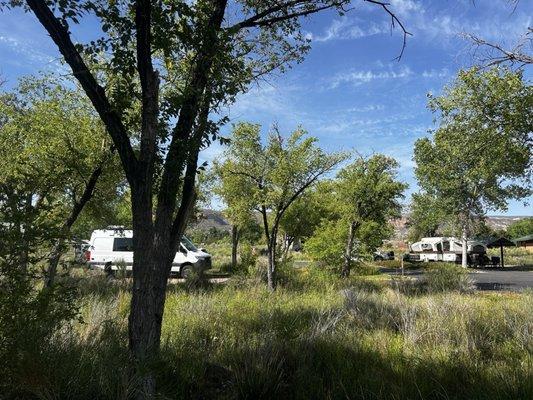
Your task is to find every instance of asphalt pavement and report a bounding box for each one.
[382,267,533,292]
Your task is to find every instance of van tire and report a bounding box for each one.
[104,262,114,277]
[180,264,193,279]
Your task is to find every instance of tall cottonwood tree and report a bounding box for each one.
[414,67,532,267]
[215,123,346,289]
[1,0,408,393]
[336,155,406,277]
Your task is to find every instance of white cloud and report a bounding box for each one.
[329,65,413,88]
[345,104,385,112]
[389,0,424,16]
[421,68,449,78]
[309,18,388,43]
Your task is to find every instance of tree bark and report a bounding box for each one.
[461,225,468,268]
[231,225,239,271]
[341,221,357,278]
[266,234,277,291]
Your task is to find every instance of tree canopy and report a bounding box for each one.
[214,122,346,288]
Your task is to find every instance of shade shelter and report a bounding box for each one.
[486,237,516,268]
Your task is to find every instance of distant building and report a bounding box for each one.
[514,234,533,253]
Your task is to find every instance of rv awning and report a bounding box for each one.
[486,237,515,248]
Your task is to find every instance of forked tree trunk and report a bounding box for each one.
[231,225,239,270]
[341,221,357,278]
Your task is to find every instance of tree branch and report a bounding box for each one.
[155,0,228,230]
[230,1,346,30]
[364,0,411,61]
[462,29,533,67]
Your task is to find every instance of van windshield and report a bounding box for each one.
[181,236,198,252]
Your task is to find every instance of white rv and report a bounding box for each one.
[405,237,487,264]
[85,228,211,277]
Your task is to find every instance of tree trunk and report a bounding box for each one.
[46,244,63,287]
[341,221,356,278]
[282,235,294,260]
[461,225,468,268]
[266,224,279,291]
[266,237,277,291]
[231,225,239,271]
[128,241,173,397]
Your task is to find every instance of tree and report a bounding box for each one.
[0,77,122,283]
[212,158,259,271]
[336,155,406,277]
[1,0,409,393]
[407,193,446,242]
[278,185,330,256]
[414,67,532,267]
[215,122,346,289]
[507,217,533,239]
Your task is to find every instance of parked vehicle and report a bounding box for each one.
[373,250,394,261]
[403,237,495,266]
[85,228,211,277]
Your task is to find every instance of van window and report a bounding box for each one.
[181,236,198,252]
[113,237,134,252]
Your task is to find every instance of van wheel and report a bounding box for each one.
[180,265,193,279]
[374,256,384,261]
[104,262,114,277]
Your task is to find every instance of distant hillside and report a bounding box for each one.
[485,216,528,231]
[190,209,530,240]
[391,215,529,240]
[189,209,231,232]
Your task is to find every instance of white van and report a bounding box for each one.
[85,228,211,277]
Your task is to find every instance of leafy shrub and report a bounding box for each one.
[238,243,258,274]
[304,220,346,267]
[0,262,79,396]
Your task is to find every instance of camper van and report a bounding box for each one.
[85,228,211,277]
[404,237,488,265]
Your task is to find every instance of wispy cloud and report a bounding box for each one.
[329,65,413,88]
[307,18,388,43]
[421,68,449,78]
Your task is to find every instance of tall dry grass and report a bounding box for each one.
[1,265,532,399]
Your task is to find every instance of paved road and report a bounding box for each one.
[382,268,533,292]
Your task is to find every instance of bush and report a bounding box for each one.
[238,243,258,274]
[423,263,473,293]
[0,262,80,396]
[184,267,211,292]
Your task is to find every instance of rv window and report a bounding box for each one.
[113,237,134,252]
[442,241,450,251]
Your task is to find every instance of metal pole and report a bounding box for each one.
[500,244,504,268]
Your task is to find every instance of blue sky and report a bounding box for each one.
[1,0,531,215]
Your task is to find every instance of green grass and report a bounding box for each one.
[2,265,532,399]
